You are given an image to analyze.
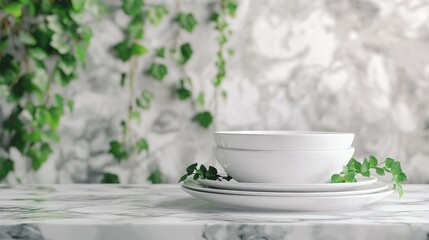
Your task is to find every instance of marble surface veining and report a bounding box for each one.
[0,184,427,240]
[1,0,429,184]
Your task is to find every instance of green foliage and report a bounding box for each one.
[148,169,162,183]
[146,63,168,81]
[171,43,193,65]
[179,163,232,182]
[112,40,148,61]
[108,141,128,162]
[155,47,165,58]
[0,157,14,181]
[136,89,154,109]
[331,156,407,197]
[135,138,149,153]
[101,173,120,183]
[192,111,213,129]
[0,0,92,179]
[176,78,192,100]
[177,13,197,32]
[122,0,144,16]
[146,4,169,25]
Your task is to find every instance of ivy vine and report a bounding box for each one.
[0,0,98,181]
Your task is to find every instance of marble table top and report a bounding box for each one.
[0,184,428,240]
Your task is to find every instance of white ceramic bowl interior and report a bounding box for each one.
[214,131,354,151]
[213,147,355,184]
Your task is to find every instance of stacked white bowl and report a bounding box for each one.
[213,131,355,184]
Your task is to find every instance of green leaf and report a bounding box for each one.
[58,54,77,76]
[108,141,128,162]
[172,43,193,65]
[385,158,394,168]
[19,32,37,46]
[147,4,168,25]
[50,34,71,54]
[29,143,52,170]
[0,37,8,51]
[80,26,93,46]
[71,0,85,12]
[28,48,48,60]
[391,161,402,176]
[127,14,144,39]
[3,2,23,17]
[155,47,164,58]
[177,13,197,32]
[131,43,148,56]
[186,163,197,175]
[129,110,141,122]
[196,92,205,107]
[75,43,86,66]
[226,0,238,17]
[0,157,14,180]
[146,63,168,81]
[221,91,228,100]
[177,87,192,100]
[368,155,378,167]
[344,171,357,182]
[135,138,149,153]
[67,100,74,113]
[192,111,213,129]
[112,40,132,61]
[347,158,361,171]
[360,158,370,176]
[148,169,162,183]
[122,0,144,16]
[375,167,385,176]
[178,174,188,183]
[330,174,342,183]
[136,89,153,109]
[397,172,407,182]
[101,173,120,183]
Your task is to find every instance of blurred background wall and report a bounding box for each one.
[1,0,429,184]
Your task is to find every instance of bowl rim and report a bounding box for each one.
[213,131,354,136]
[213,146,355,153]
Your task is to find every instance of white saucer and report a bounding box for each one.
[183,181,388,197]
[182,186,393,211]
[198,176,377,192]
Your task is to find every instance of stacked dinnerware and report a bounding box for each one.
[182,131,393,211]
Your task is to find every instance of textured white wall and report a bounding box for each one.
[4,0,429,183]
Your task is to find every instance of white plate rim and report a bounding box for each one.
[183,181,389,197]
[197,176,378,192]
[182,186,393,211]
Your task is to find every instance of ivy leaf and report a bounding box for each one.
[147,4,168,25]
[51,34,71,54]
[112,40,132,61]
[385,158,394,168]
[71,0,85,12]
[226,0,238,17]
[177,87,192,100]
[360,158,370,177]
[178,174,188,183]
[368,155,378,167]
[58,54,77,76]
[101,173,120,183]
[192,111,213,129]
[186,163,197,175]
[122,0,144,16]
[135,138,149,153]
[75,44,87,66]
[0,37,9,51]
[147,169,162,183]
[196,92,205,107]
[108,140,128,162]
[172,43,193,65]
[155,47,164,58]
[0,157,14,180]
[130,43,147,56]
[391,161,402,176]
[3,2,23,17]
[375,167,385,176]
[330,174,342,183]
[146,63,168,81]
[136,89,153,109]
[19,32,37,46]
[29,143,52,170]
[177,13,197,32]
[67,100,74,113]
[28,48,48,60]
[127,14,144,39]
[129,110,141,122]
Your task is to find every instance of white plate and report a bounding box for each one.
[182,186,393,211]
[213,131,354,151]
[184,181,388,197]
[198,176,377,192]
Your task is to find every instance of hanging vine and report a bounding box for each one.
[104,0,169,183]
[0,0,97,181]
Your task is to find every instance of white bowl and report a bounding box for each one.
[214,131,354,151]
[213,147,355,184]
